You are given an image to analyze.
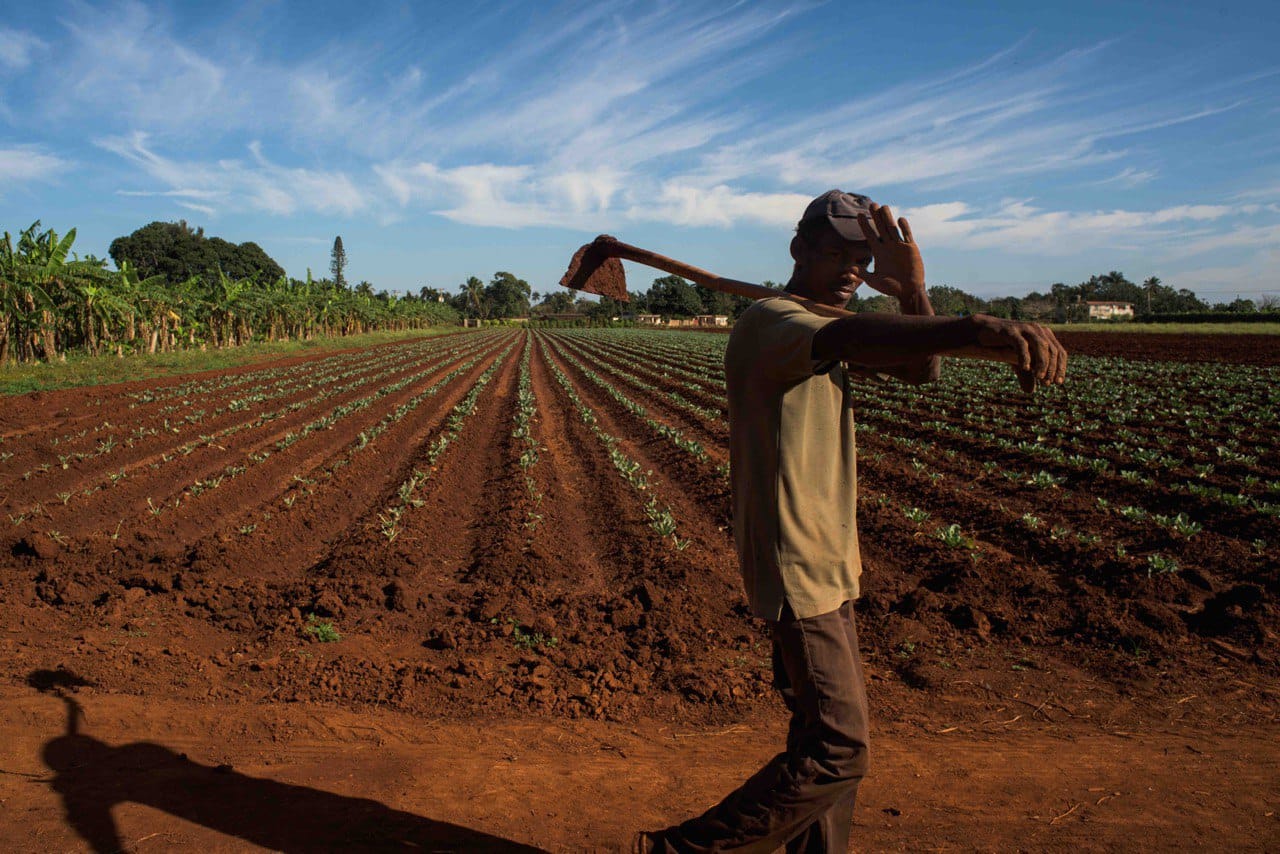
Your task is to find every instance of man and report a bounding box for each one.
[636,191,1066,853]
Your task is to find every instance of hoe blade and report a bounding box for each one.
[559,235,629,302]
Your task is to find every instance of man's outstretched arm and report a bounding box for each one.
[864,285,940,385]
[812,312,1068,391]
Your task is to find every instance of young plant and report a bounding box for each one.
[935,523,973,549]
[303,614,341,643]
[1146,553,1180,576]
[904,507,930,524]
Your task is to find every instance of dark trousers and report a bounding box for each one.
[651,599,870,853]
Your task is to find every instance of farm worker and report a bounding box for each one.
[634,190,1066,853]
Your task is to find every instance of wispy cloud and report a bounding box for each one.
[0,146,69,187]
[899,199,1245,254]
[177,201,216,216]
[97,132,367,217]
[627,183,811,229]
[0,27,46,70]
[1162,221,1280,257]
[52,2,230,129]
[116,188,225,200]
[1164,245,1280,296]
[1092,167,1158,188]
[375,161,627,228]
[693,43,1252,195]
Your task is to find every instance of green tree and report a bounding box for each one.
[581,294,628,321]
[330,236,347,289]
[1214,297,1257,312]
[925,284,987,316]
[1142,277,1161,314]
[646,275,703,318]
[535,291,578,316]
[458,276,486,318]
[109,221,284,289]
[484,271,532,318]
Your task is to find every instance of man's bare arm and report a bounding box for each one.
[813,312,1067,390]
[867,285,940,385]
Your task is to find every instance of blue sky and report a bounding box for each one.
[2,0,1278,302]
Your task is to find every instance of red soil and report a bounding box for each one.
[2,329,1277,850]
[1053,330,1280,365]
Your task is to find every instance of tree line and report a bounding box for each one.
[1,221,458,365]
[332,265,1280,326]
[5,217,1274,365]
[511,271,1275,324]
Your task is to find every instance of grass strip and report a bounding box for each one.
[0,327,470,395]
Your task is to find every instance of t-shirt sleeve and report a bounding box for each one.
[753,299,835,384]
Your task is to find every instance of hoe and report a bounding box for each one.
[560,234,1031,371]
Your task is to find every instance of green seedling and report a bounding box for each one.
[304,614,341,643]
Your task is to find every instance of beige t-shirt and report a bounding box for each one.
[724,297,861,621]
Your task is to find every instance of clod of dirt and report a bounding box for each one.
[948,604,993,641]
[1133,601,1185,636]
[12,533,56,560]
[311,590,345,618]
[897,659,946,690]
[897,587,941,618]
[425,628,458,650]
[634,582,664,611]
[1191,584,1267,641]
[385,581,410,612]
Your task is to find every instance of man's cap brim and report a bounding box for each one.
[828,215,873,242]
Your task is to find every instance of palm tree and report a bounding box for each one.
[462,276,485,319]
[1143,277,1161,315]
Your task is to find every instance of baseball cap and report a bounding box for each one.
[800,189,876,242]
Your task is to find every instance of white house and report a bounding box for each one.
[1087,301,1135,320]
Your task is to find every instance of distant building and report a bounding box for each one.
[694,314,730,327]
[1087,301,1135,320]
[636,314,663,325]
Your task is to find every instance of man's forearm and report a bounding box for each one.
[884,286,941,382]
[813,311,975,368]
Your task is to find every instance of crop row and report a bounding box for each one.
[538,333,691,551]
[9,333,474,488]
[536,329,1273,578]
[5,333,507,535]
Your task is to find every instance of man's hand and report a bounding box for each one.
[856,203,925,299]
[968,315,1068,392]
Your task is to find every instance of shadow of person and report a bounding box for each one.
[29,669,546,853]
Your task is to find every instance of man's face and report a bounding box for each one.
[793,226,874,307]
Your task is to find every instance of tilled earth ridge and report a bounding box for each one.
[0,329,1276,732]
[1054,330,1280,365]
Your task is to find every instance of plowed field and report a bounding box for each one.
[2,328,1277,851]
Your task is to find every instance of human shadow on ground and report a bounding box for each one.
[29,669,546,853]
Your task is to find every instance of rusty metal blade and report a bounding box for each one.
[559,236,629,302]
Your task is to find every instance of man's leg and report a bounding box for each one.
[781,601,868,854]
[646,600,869,853]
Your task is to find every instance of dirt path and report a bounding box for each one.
[2,686,1275,852]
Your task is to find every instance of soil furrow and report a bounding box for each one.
[2,335,484,512]
[542,334,733,537]
[550,333,729,452]
[153,333,521,582]
[0,336,466,492]
[15,335,505,545]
